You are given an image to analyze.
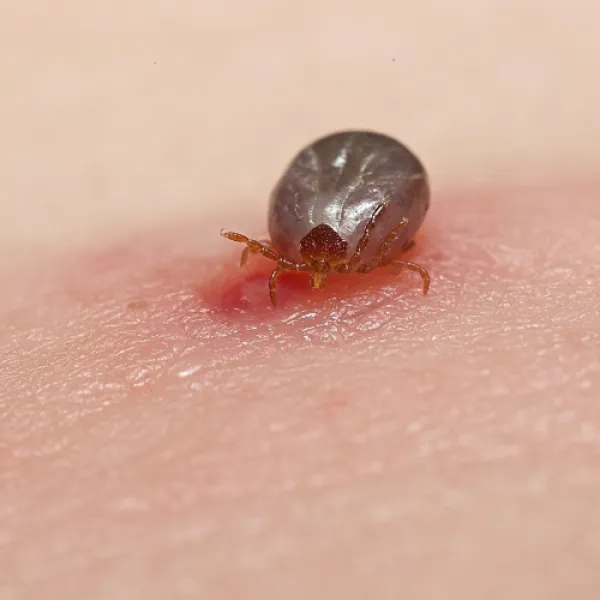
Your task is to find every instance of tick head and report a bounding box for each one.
[300,224,348,264]
[300,224,348,291]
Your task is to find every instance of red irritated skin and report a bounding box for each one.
[2,183,600,599]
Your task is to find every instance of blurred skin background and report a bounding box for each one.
[1,1,600,598]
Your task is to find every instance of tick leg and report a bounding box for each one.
[220,230,280,264]
[268,260,312,306]
[355,217,409,273]
[268,266,284,307]
[377,239,415,268]
[337,203,386,273]
[389,260,431,295]
[402,240,416,253]
[220,231,311,306]
[240,238,273,267]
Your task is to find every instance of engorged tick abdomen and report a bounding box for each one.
[268,130,430,265]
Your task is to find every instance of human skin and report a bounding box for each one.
[2,1,600,599]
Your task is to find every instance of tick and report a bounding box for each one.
[221,130,431,306]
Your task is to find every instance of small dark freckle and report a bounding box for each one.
[392,58,396,62]
[127,299,149,311]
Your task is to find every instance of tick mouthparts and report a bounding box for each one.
[311,270,327,290]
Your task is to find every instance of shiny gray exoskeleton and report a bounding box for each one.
[221,130,431,306]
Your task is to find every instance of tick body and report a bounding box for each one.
[221,130,431,306]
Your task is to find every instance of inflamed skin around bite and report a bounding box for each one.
[221,130,431,306]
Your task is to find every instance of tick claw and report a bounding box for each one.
[240,248,249,267]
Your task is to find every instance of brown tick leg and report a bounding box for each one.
[220,231,310,306]
[220,230,280,264]
[371,239,416,273]
[336,204,386,274]
[268,260,312,306]
[239,238,273,267]
[377,239,415,269]
[389,260,431,295]
[268,266,284,306]
[355,217,410,274]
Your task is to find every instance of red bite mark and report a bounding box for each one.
[206,266,312,315]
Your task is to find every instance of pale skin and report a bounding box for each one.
[2,1,600,599]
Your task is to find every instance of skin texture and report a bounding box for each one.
[2,1,600,599]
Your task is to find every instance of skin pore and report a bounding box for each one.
[2,1,600,598]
